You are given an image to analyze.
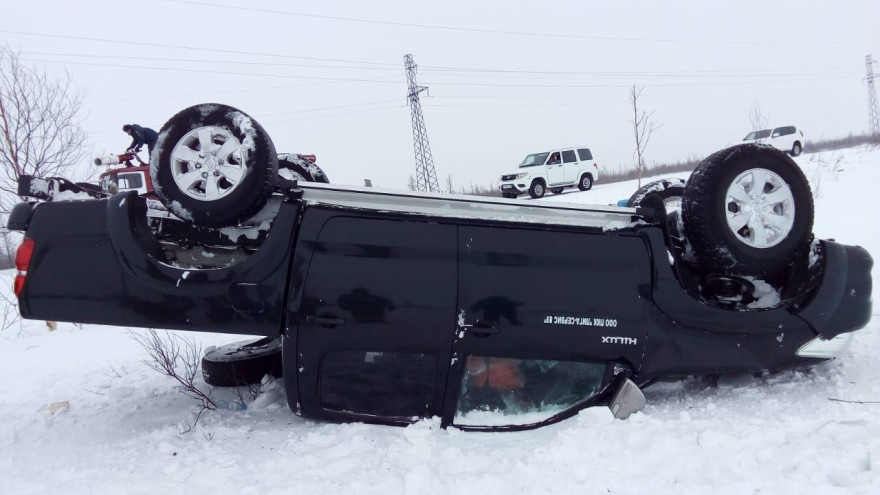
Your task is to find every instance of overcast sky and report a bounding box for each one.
[3,0,879,189]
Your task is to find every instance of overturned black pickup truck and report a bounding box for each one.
[8,104,873,431]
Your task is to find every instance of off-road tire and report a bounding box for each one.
[791,142,802,157]
[626,178,686,208]
[577,174,593,191]
[151,103,278,227]
[201,337,283,387]
[278,154,330,183]
[550,187,564,195]
[682,144,813,276]
[528,180,546,199]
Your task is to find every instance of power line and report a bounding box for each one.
[0,29,399,66]
[157,0,868,46]
[21,57,403,83]
[20,52,401,72]
[24,56,855,90]
[23,50,858,80]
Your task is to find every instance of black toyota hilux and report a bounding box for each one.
[8,104,873,431]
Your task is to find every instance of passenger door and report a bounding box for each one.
[444,225,652,430]
[545,152,565,185]
[561,149,579,183]
[296,215,458,425]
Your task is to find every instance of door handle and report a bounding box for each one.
[306,315,346,327]
[460,320,499,338]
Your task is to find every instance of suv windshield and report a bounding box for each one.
[519,152,549,168]
[744,130,771,140]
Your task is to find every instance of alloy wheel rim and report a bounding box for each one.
[724,167,796,248]
[170,126,247,202]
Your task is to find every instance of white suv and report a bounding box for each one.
[500,147,600,199]
[742,126,805,156]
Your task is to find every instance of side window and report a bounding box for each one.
[546,152,561,165]
[782,126,795,136]
[577,148,593,161]
[321,351,436,418]
[117,173,144,190]
[561,150,577,163]
[454,357,606,427]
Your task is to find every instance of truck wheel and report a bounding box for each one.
[278,154,330,183]
[550,187,564,195]
[201,336,283,387]
[528,180,546,199]
[626,178,685,210]
[577,174,593,191]
[151,104,278,227]
[682,144,813,276]
[791,142,802,157]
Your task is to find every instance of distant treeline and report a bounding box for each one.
[457,132,879,197]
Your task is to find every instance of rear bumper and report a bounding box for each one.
[796,241,873,339]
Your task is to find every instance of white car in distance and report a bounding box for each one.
[742,126,805,156]
[499,147,600,199]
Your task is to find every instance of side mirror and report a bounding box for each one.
[608,378,646,419]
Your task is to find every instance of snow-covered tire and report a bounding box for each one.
[151,104,278,227]
[201,337,283,387]
[528,180,546,199]
[277,154,330,183]
[626,178,686,209]
[550,187,564,195]
[577,174,593,191]
[682,144,813,276]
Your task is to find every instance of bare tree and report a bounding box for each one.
[0,43,87,215]
[445,174,454,194]
[629,85,661,187]
[749,98,768,134]
[131,329,216,431]
[407,174,417,191]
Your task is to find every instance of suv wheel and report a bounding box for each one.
[202,337,283,387]
[626,178,686,210]
[682,144,813,276]
[278,154,330,183]
[528,180,546,199]
[151,104,278,227]
[578,174,593,191]
[790,142,802,157]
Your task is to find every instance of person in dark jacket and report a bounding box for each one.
[122,124,159,156]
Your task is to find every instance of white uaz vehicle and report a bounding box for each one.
[742,126,805,157]
[500,147,599,199]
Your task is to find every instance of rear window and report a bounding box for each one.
[577,148,593,161]
[562,150,577,163]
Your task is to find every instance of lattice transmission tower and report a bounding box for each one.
[867,55,880,140]
[404,54,441,192]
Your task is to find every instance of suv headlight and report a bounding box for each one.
[513,172,528,179]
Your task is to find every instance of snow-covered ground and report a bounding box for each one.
[0,146,877,494]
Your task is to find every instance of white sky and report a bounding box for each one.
[3,0,879,189]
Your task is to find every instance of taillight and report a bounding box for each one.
[14,238,34,297]
[594,163,598,169]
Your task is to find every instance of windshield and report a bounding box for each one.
[743,129,771,140]
[519,152,549,168]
